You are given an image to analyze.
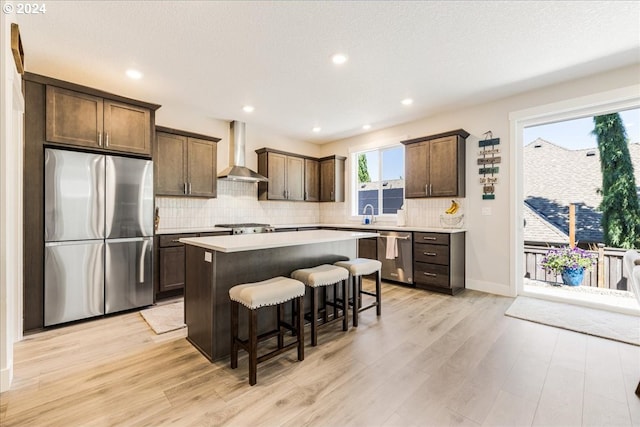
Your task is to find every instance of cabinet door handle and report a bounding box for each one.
[105,132,109,147]
[423,272,437,277]
[423,237,437,241]
[330,191,334,201]
[171,239,180,243]
[98,132,103,146]
[188,182,192,194]
[425,184,428,196]
[424,252,437,256]
[183,183,188,194]
[429,184,432,195]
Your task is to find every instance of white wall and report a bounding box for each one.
[1,13,25,392]
[319,64,640,297]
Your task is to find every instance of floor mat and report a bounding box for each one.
[140,301,186,334]
[505,296,640,346]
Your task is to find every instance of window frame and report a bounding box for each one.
[349,139,406,219]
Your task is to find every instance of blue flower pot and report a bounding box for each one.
[561,267,585,286]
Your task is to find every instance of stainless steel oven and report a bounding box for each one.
[377,231,413,284]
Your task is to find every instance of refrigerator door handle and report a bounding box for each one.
[45,240,103,247]
[107,237,144,243]
[138,238,150,284]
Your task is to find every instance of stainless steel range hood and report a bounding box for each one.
[217,121,268,182]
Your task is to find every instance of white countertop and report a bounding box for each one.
[180,229,379,253]
[155,227,232,235]
[158,223,465,235]
[302,223,466,233]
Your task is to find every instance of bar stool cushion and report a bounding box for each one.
[229,276,305,309]
[291,264,349,288]
[335,258,382,276]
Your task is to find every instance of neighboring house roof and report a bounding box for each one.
[523,138,640,244]
[523,202,569,244]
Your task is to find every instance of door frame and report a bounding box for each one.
[509,84,640,298]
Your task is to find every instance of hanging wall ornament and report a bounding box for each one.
[478,131,500,200]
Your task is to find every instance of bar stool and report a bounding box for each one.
[229,276,305,386]
[334,258,382,327]
[291,264,350,346]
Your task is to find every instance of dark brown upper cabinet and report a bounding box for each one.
[402,129,469,198]
[46,85,152,156]
[256,148,305,201]
[155,127,220,198]
[319,155,346,202]
[304,158,320,202]
[256,149,344,202]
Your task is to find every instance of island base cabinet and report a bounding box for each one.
[413,232,465,295]
[184,241,356,362]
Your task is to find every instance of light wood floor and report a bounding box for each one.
[1,283,639,426]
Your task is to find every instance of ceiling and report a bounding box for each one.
[15,1,640,144]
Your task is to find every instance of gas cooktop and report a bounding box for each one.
[215,223,275,234]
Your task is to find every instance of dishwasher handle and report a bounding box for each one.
[378,231,412,240]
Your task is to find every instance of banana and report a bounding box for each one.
[445,200,459,215]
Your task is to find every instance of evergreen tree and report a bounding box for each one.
[358,154,371,183]
[593,113,640,248]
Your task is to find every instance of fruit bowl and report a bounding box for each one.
[440,213,464,228]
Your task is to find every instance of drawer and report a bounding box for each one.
[413,262,449,288]
[414,232,449,246]
[159,233,197,248]
[414,243,449,265]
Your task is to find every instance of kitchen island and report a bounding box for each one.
[180,229,378,362]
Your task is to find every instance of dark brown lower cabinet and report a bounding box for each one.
[159,246,187,292]
[155,231,229,300]
[413,231,465,295]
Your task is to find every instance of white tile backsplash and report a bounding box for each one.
[319,198,464,228]
[156,180,464,231]
[156,180,320,230]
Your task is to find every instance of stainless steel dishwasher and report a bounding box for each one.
[377,231,413,284]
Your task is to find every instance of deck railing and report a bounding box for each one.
[523,245,629,290]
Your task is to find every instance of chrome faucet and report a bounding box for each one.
[362,204,376,224]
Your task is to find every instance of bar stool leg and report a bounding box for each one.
[342,278,348,331]
[311,287,319,346]
[352,276,359,327]
[277,303,284,349]
[296,296,304,361]
[230,300,239,369]
[332,284,338,320]
[249,308,258,386]
[376,270,382,316]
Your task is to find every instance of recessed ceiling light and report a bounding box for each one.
[362,124,371,130]
[312,127,321,133]
[242,105,255,113]
[331,53,348,65]
[126,69,143,79]
[401,98,413,106]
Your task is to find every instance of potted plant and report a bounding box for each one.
[539,245,597,286]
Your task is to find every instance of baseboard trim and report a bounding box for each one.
[1,365,13,392]
[466,279,515,297]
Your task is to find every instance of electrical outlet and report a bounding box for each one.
[482,207,492,216]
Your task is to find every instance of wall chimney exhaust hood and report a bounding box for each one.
[217,121,268,182]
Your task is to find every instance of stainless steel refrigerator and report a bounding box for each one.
[44,148,154,326]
